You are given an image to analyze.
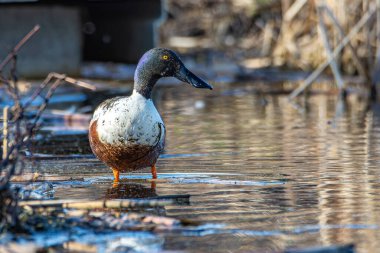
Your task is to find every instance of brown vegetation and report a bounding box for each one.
[161,0,380,98]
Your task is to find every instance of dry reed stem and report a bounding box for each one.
[284,0,308,22]
[2,107,8,160]
[63,242,97,253]
[289,4,376,99]
[317,5,344,89]
[372,0,380,91]
[323,5,369,79]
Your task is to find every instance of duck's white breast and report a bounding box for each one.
[91,91,164,147]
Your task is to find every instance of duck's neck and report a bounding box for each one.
[134,62,159,99]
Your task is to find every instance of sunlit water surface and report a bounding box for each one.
[28,83,380,252]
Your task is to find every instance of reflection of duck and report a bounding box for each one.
[106,182,166,216]
[89,48,212,184]
[106,182,157,199]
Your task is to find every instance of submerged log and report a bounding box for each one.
[285,244,355,253]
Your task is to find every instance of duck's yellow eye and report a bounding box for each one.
[162,55,169,60]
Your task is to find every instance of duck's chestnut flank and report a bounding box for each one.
[89,120,164,172]
[88,48,213,183]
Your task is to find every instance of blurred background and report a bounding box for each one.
[1,0,379,99]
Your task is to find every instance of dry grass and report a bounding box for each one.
[161,0,380,97]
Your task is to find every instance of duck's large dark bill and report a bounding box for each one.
[175,66,213,90]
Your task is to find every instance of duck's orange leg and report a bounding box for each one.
[151,164,157,179]
[112,168,120,183]
[151,164,157,189]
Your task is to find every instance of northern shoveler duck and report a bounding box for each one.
[89,48,213,183]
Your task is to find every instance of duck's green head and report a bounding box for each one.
[134,48,213,98]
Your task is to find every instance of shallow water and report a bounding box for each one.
[23,83,380,252]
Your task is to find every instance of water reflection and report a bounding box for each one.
[106,182,157,199]
[40,83,380,252]
[158,85,380,253]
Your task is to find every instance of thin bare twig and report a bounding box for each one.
[50,73,96,91]
[0,25,40,72]
[23,73,96,109]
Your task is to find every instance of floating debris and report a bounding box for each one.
[13,182,54,200]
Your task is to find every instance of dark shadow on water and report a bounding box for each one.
[105,182,157,199]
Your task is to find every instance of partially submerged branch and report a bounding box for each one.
[19,199,173,209]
